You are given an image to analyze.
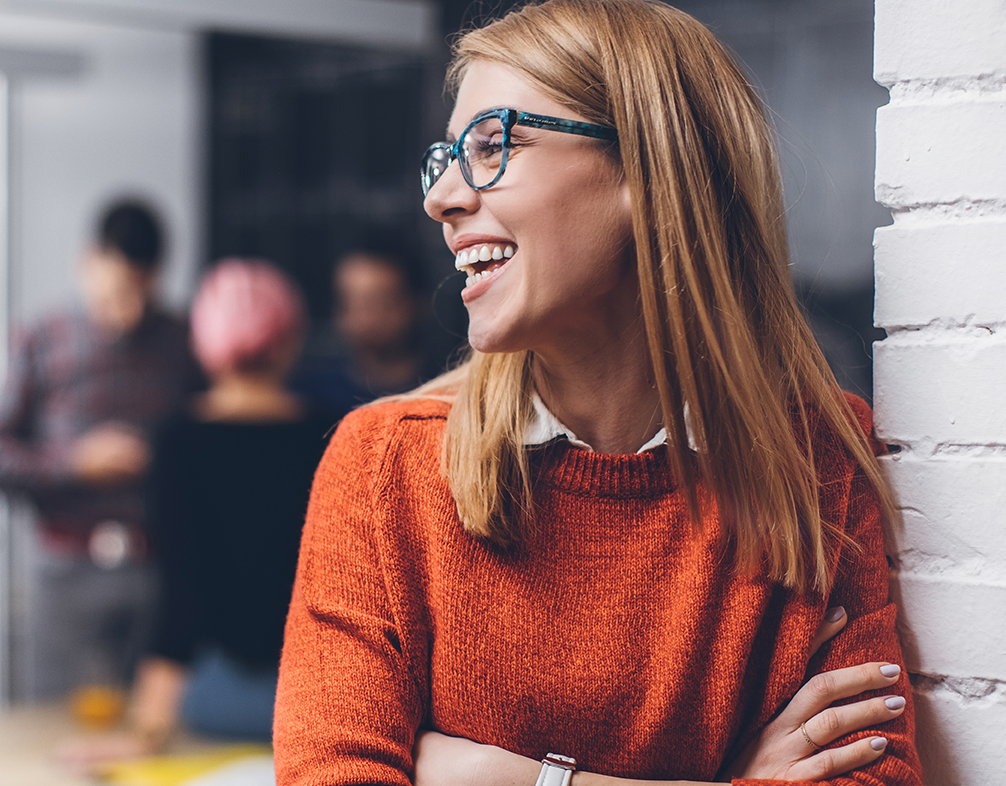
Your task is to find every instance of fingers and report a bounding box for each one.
[802,693,906,749]
[723,660,904,782]
[789,735,890,782]
[808,606,847,659]
[55,731,155,775]
[781,662,902,724]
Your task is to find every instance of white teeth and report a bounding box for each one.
[457,244,517,283]
[465,269,491,288]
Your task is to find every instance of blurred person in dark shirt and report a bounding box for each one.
[291,244,442,416]
[0,199,202,700]
[58,258,330,769]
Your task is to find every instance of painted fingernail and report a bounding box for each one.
[885,696,906,710]
[871,737,888,751]
[825,606,845,623]
[880,664,901,678]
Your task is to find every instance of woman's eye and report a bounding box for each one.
[473,135,504,157]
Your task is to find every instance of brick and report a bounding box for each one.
[892,573,1006,681]
[874,336,1006,446]
[883,457,1006,574]
[875,221,1006,329]
[876,100,1006,209]
[875,0,1006,84]
[912,685,1006,786]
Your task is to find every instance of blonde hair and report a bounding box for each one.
[425,0,895,594]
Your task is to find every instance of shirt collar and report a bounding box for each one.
[524,393,672,454]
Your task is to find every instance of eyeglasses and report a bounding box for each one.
[420,107,618,196]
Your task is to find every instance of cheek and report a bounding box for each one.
[538,191,632,274]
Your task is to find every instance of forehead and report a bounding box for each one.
[337,257,406,290]
[448,61,583,138]
[85,250,148,282]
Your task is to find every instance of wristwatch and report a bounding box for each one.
[534,753,577,786]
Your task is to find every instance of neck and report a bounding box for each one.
[531,322,662,455]
[196,372,302,422]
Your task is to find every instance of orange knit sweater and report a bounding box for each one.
[274,395,922,785]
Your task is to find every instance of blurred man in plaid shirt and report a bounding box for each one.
[0,199,202,699]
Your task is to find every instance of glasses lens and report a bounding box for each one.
[422,145,452,195]
[460,115,506,189]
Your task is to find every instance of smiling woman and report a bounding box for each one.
[426,61,636,364]
[272,2,923,785]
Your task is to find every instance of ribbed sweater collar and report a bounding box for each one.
[531,441,679,498]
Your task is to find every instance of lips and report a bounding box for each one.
[455,242,516,289]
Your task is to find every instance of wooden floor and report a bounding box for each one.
[0,703,250,786]
[0,703,94,786]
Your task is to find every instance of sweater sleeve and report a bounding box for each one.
[274,410,425,786]
[0,325,75,491]
[733,403,923,786]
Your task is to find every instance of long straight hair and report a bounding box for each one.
[427,0,895,594]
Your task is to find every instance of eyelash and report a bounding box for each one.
[474,137,503,155]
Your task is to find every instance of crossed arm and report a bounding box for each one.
[412,609,908,786]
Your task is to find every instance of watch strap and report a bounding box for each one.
[534,753,576,786]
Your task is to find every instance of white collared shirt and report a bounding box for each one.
[524,393,671,454]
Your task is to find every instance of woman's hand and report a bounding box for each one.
[55,657,186,776]
[55,729,160,776]
[721,607,906,782]
[722,661,905,781]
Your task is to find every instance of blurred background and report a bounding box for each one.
[0,0,887,708]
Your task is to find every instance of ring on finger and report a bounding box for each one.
[800,721,823,750]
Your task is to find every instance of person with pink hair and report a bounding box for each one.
[190,258,306,392]
[59,259,334,770]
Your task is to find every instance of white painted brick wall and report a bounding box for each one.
[874,1,1006,783]
[874,337,1006,447]
[875,0,1006,83]
[875,221,1006,328]
[912,685,1006,786]
[876,101,1006,206]
[885,460,1006,576]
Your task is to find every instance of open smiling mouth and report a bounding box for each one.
[455,243,516,288]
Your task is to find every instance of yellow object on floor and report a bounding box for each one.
[69,684,129,728]
[97,744,272,786]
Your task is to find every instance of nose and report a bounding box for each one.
[423,158,479,224]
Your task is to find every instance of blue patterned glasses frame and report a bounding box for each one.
[420,108,618,196]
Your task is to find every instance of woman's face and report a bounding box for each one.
[424,61,638,358]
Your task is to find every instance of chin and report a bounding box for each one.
[466,334,500,354]
[466,324,525,356]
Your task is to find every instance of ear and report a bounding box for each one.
[77,244,99,271]
[619,175,633,216]
[613,170,635,247]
